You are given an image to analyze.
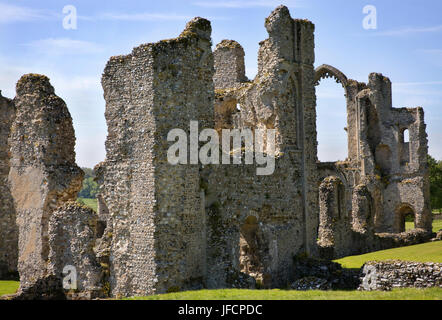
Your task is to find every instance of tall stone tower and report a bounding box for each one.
[100,18,214,296]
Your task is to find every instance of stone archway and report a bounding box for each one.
[394,204,415,233]
[239,216,266,286]
[314,64,350,162]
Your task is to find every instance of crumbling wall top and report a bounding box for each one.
[16,74,55,96]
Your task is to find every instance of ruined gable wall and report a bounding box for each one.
[8,74,83,294]
[0,93,17,277]
[314,65,432,258]
[101,18,214,297]
[355,74,431,233]
[205,6,319,288]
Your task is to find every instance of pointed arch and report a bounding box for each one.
[314,64,348,89]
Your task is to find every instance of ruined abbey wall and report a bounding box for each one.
[0,93,17,277]
[315,67,432,259]
[99,17,214,296]
[205,6,318,288]
[0,5,434,299]
[7,74,84,296]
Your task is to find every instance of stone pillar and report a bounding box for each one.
[8,74,83,296]
[351,184,373,233]
[318,177,340,248]
[214,40,248,89]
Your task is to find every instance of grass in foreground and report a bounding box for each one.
[77,197,98,212]
[126,288,442,300]
[334,241,442,269]
[1,282,440,300]
[0,281,19,296]
[2,222,441,300]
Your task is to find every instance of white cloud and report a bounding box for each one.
[193,0,304,9]
[0,2,54,23]
[98,12,192,21]
[25,38,104,55]
[375,25,442,36]
[0,3,195,25]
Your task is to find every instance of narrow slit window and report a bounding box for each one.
[403,129,409,143]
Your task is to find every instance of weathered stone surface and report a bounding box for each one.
[96,5,432,297]
[8,74,83,296]
[292,256,360,290]
[205,5,318,291]
[100,17,214,297]
[213,40,248,89]
[360,261,442,291]
[316,66,431,259]
[0,5,433,299]
[0,92,17,279]
[47,202,102,299]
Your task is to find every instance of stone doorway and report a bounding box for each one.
[395,204,415,233]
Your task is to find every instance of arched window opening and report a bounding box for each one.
[395,204,415,233]
[403,129,409,143]
[400,128,410,165]
[315,78,348,162]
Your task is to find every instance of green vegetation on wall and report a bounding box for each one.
[78,167,99,199]
[428,155,442,213]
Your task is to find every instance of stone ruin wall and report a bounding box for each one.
[360,261,442,291]
[0,74,101,299]
[98,17,214,296]
[47,202,102,299]
[206,6,318,289]
[0,5,434,299]
[0,92,17,278]
[315,66,432,259]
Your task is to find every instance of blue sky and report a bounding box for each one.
[1,0,441,167]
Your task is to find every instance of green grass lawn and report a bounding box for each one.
[334,241,442,269]
[406,219,442,232]
[77,197,98,212]
[0,281,19,296]
[126,288,442,300]
[432,219,442,232]
[2,221,441,300]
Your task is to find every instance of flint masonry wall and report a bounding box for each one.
[48,202,102,298]
[8,74,84,294]
[0,5,433,299]
[213,40,248,89]
[100,18,214,296]
[206,6,318,288]
[315,67,432,259]
[360,261,442,291]
[357,73,431,234]
[0,92,17,278]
